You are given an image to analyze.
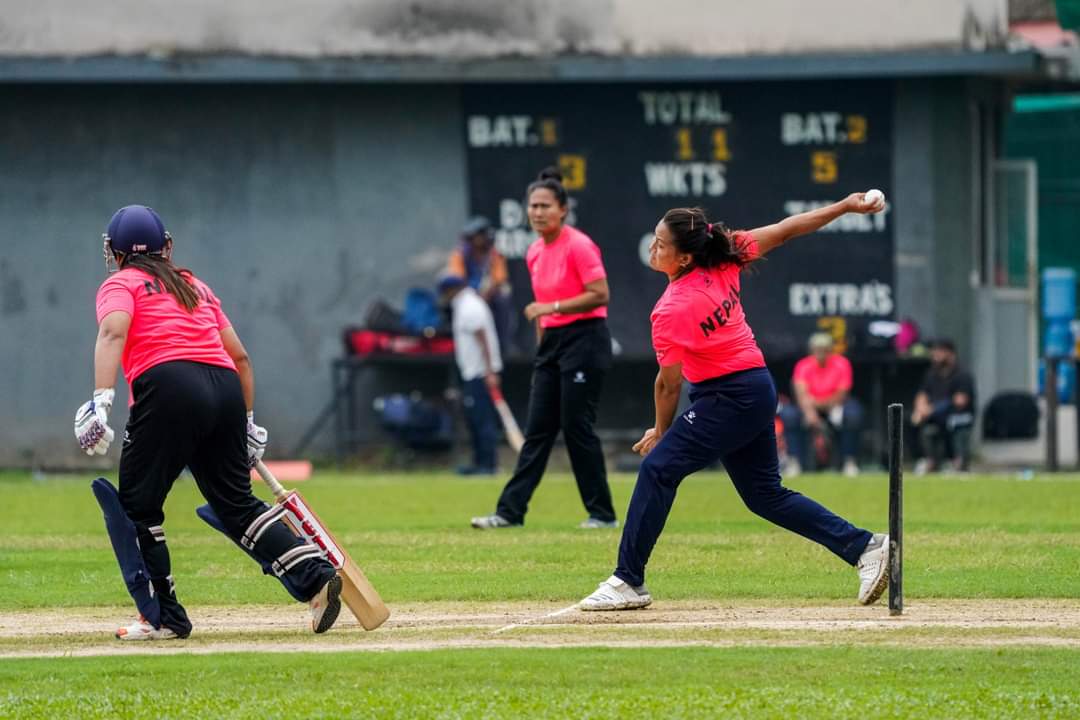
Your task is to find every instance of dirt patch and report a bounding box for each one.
[2,599,1078,658]
[533,598,1080,629]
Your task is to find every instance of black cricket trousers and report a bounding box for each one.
[496,319,616,524]
[118,361,334,634]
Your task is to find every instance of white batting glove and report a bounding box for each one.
[246,411,268,468]
[74,388,116,456]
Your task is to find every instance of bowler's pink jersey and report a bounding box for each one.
[526,225,608,329]
[96,267,236,401]
[650,232,765,383]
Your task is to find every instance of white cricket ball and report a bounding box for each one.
[864,189,885,209]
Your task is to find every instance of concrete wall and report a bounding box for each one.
[893,81,938,337]
[1,0,1008,58]
[0,76,1001,467]
[0,84,467,467]
[892,77,1038,420]
[931,79,982,360]
[892,78,988,362]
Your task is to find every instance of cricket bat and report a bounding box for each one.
[488,386,525,452]
[255,461,390,631]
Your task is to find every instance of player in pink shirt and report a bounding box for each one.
[472,168,617,530]
[74,205,341,640]
[779,332,865,477]
[581,192,892,611]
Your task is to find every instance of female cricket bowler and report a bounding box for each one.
[471,168,617,529]
[75,205,342,639]
[580,192,891,610]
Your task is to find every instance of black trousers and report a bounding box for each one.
[496,319,615,524]
[118,361,335,634]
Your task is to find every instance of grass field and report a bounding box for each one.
[1,469,1079,718]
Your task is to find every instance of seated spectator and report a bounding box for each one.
[912,338,975,474]
[447,217,514,354]
[438,273,503,476]
[778,333,863,477]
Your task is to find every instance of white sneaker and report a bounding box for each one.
[310,574,343,634]
[578,517,619,529]
[857,533,889,605]
[843,459,860,478]
[115,615,179,641]
[470,514,519,529]
[914,458,931,476]
[784,458,802,478]
[580,575,652,611]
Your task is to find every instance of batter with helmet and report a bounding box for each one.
[76,205,342,639]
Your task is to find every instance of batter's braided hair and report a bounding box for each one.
[121,253,201,312]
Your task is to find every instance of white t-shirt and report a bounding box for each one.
[451,287,503,381]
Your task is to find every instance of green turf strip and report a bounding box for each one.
[1,471,1078,607]
[0,647,1077,719]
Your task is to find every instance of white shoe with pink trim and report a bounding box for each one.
[115,615,180,641]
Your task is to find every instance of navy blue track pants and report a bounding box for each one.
[614,367,872,588]
[461,377,497,471]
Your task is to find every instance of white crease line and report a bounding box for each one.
[491,604,580,635]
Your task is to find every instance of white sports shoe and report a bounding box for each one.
[578,517,619,529]
[857,533,890,605]
[310,574,343,634]
[580,575,652,611]
[470,514,519,529]
[115,615,179,641]
[843,459,860,478]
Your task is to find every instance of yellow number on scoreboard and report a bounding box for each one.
[558,154,587,190]
[811,151,838,184]
[816,316,848,355]
[711,128,731,161]
[675,127,695,160]
[540,118,559,147]
[846,115,867,144]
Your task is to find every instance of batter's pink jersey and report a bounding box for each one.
[526,225,608,329]
[793,354,852,401]
[651,231,765,383]
[96,267,237,402]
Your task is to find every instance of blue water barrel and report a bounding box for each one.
[1045,320,1075,358]
[1042,267,1077,321]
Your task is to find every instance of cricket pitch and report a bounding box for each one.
[2,599,1078,658]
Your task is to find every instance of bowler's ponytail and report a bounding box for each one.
[661,207,754,269]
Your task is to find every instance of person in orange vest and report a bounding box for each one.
[447,216,514,354]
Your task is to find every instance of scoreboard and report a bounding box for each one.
[463,82,894,360]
